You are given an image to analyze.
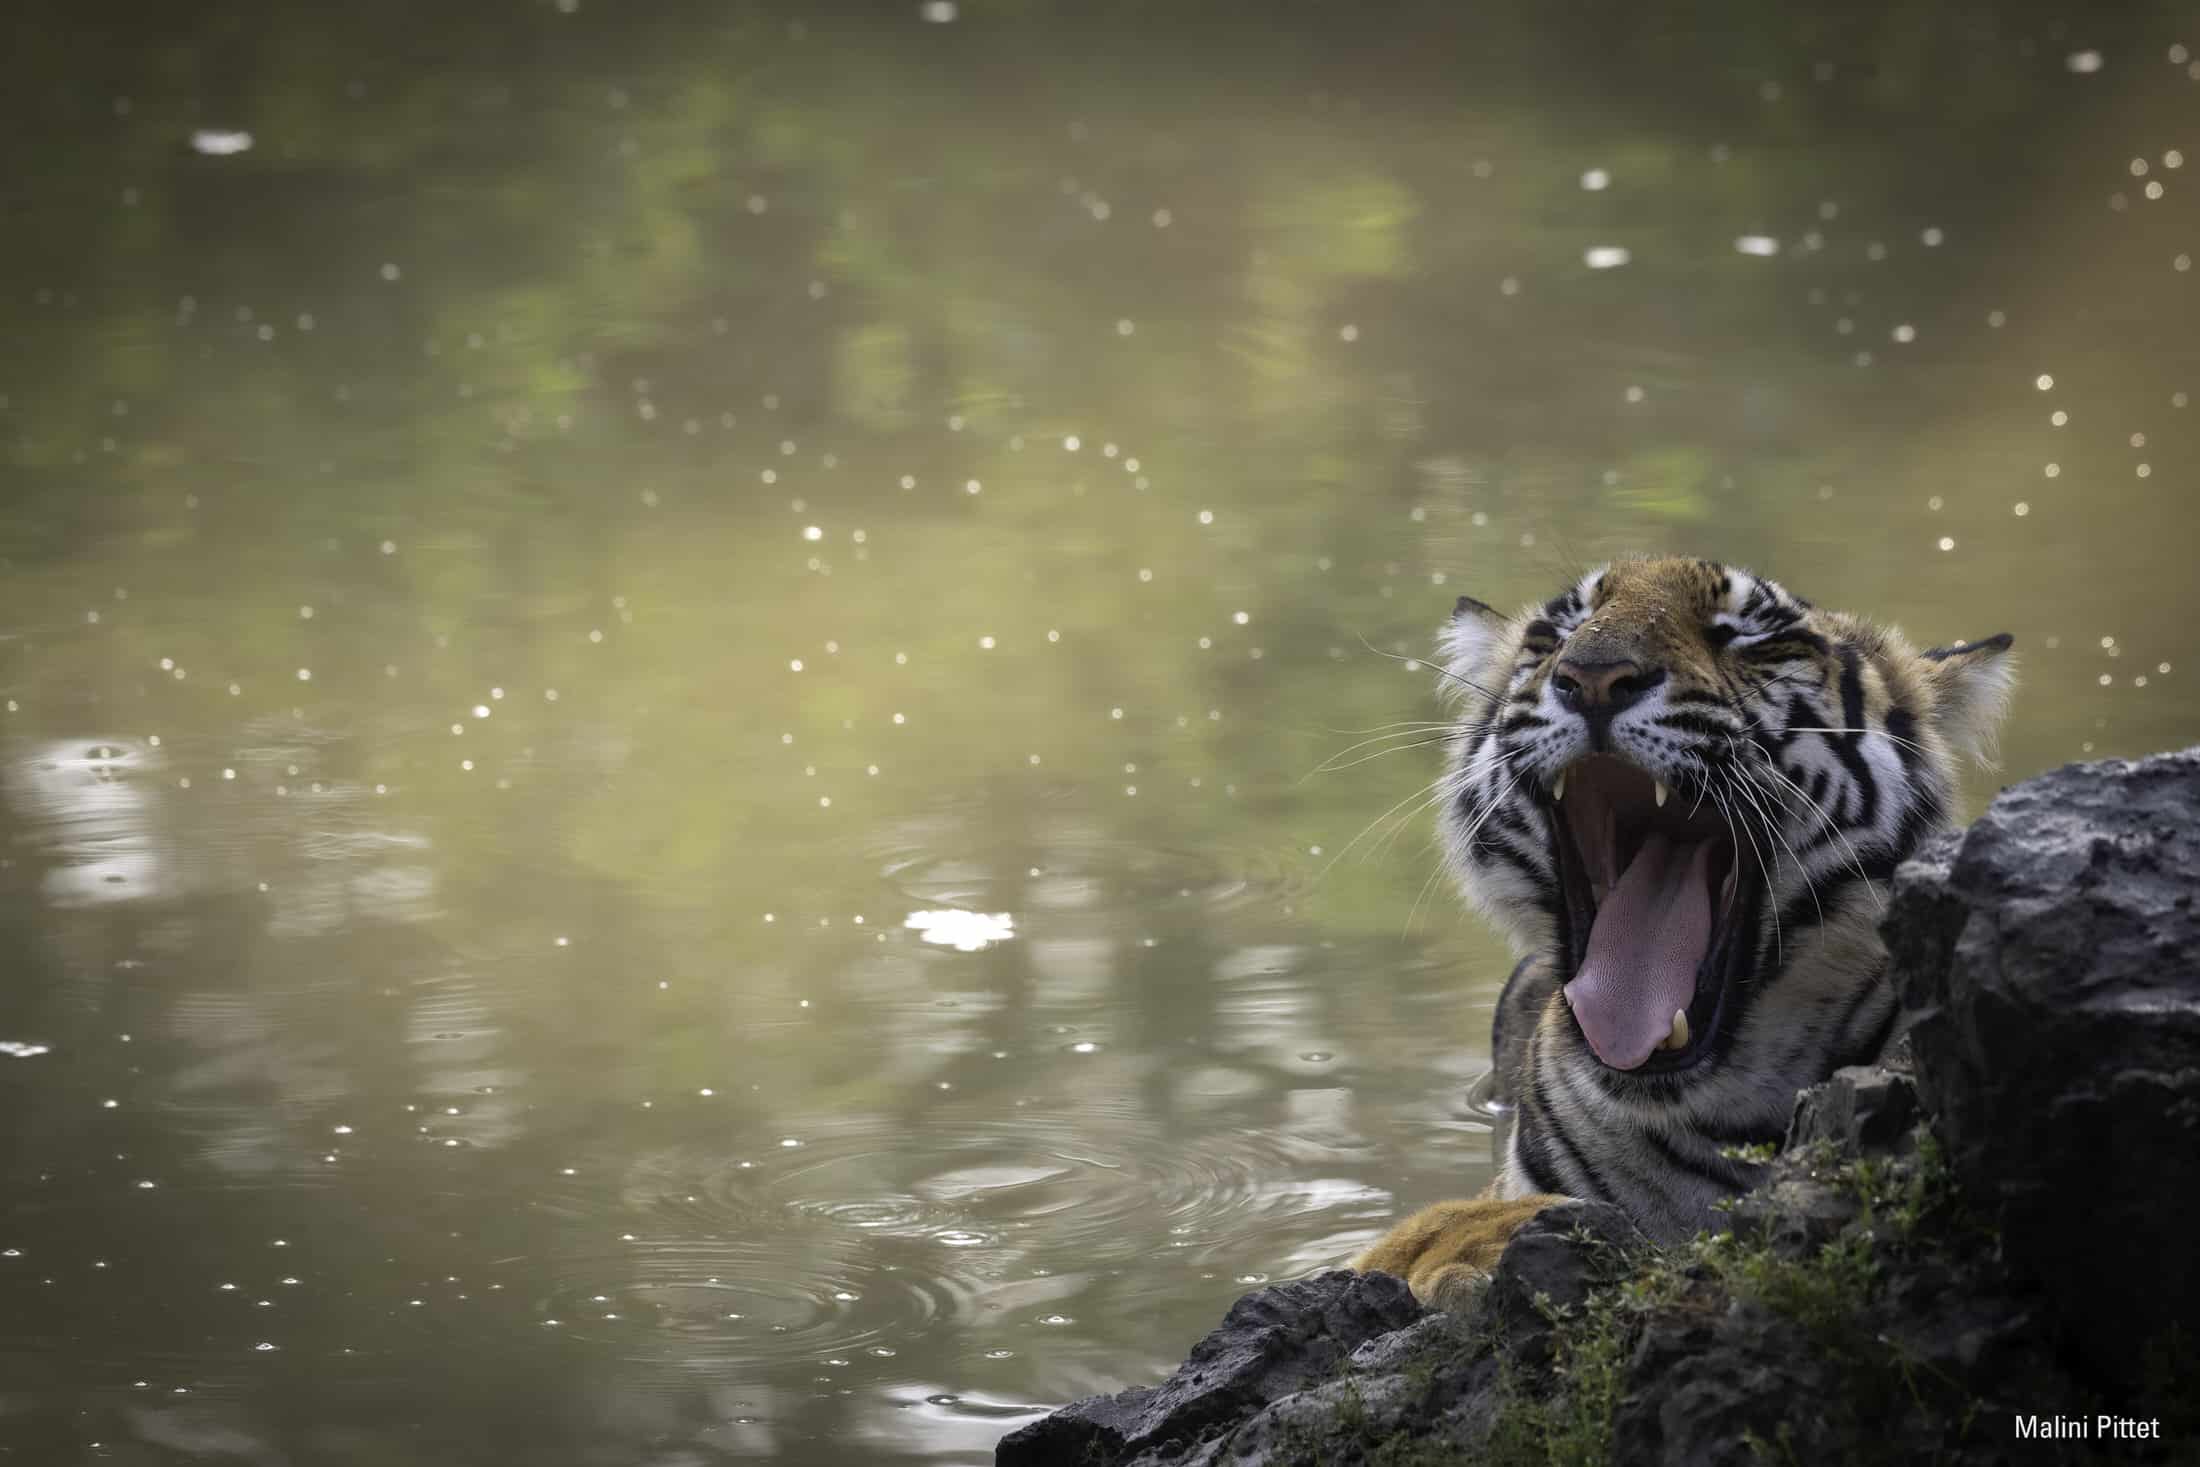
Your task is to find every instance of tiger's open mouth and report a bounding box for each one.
[1544,754,1760,1073]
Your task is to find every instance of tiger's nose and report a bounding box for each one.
[1552,658,1661,714]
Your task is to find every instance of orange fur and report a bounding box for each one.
[1353,1193,1568,1309]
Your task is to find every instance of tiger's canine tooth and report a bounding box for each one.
[1553,768,1567,802]
[1653,780,1670,809]
[1665,1008,1690,1051]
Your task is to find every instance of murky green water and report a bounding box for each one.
[2,2,2195,1461]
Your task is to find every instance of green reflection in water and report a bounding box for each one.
[1,0,2196,1462]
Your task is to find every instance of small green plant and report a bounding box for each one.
[1479,1257,1690,1467]
[1741,1421,1803,1465]
[1702,1227,1881,1349]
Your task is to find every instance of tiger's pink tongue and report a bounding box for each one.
[1563,833,1713,1070]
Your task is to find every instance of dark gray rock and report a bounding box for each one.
[992,1269,1422,1466]
[1609,1291,1845,1467]
[1883,828,1968,1017]
[1723,1063,1925,1256]
[1211,1315,1502,1467]
[1892,745,2200,1390]
[994,1203,1643,1466]
[1784,1063,1920,1156]
[1477,1200,1642,1366]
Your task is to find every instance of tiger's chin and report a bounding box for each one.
[1542,753,1767,1077]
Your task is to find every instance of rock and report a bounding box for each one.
[993,1205,1638,1467]
[1784,1062,1921,1155]
[992,1269,1422,1466]
[1609,1292,1853,1467]
[1211,1315,1501,1467]
[1882,828,1967,1016]
[1477,1200,1642,1366]
[1891,746,2200,1390]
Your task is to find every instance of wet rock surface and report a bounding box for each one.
[998,749,2200,1466]
[991,1270,1424,1465]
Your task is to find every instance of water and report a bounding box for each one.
[2,2,2195,1461]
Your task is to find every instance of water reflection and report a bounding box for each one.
[903,909,1015,952]
[11,740,169,907]
[3,0,2197,1461]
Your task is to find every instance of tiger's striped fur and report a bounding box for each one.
[1362,556,2013,1270]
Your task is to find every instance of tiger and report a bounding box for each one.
[1355,555,2014,1305]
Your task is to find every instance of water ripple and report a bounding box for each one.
[531,1099,1390,1375]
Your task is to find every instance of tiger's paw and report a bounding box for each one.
[1352,1194,1569,1309]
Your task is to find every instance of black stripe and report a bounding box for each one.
[1468,826,1545,878]
[1778,879,1847,936]
[1824,647,1880,829]
[1884,705,1921,770]
[1739,628,1830,660]
[1920,632,2012,661]
[1527,1063,1600,1197]
[1514,1128,1567,1196]
[1798,844,1902,910]
[1637,1123,1754,1192]
[1477,841,1559,923]
[1883,786,1947,870]
[1844,988,1902,1068]
[1837,645,1866,733]
[1653,711,1738,739]
[1830,968,1895,1063]
[1484,802,1545,848]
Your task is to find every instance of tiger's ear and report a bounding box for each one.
[1437,594,1507,693]
[1919,633,2016,767]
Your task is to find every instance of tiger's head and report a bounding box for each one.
[1440,556,2013,1102]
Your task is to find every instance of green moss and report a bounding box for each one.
[1475,1128,2000,1465]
